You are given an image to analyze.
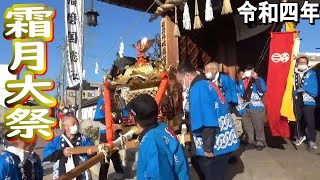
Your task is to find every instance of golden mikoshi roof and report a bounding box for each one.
[108,61,168,90]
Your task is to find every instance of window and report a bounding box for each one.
[69,92,76,97]
[83,92,86,97]
[88,92,96,97]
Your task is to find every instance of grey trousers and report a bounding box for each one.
[242,109,266,145]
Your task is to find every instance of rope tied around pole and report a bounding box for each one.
[98,143,110,162]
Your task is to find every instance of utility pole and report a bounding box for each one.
[77,0,85,120]
[58,43,67,107]
[61,41,67,106]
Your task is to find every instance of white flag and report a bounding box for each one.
[95,61,99,74]
[65,0,84,87]
[119,40,124,58]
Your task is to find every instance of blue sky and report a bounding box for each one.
[0,1,319,97]
[0,0,161,93]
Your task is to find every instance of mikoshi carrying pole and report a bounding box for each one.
[58,131,192,179]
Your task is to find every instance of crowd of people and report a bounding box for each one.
[0,56,318,180]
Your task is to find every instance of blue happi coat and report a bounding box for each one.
[189,78,239,157]
[215,73,238,105]
[0,149,43,180]
[94,95,105,120]
[294,70,318,106]
[94,96,128,134]
[94,96,107,134]
[238,77,267,110]
[43,134,94,180]
[137,123,189,180]
[235,84,246,116]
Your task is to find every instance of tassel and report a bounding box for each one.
[221,0,233,15]
[194,0,203,29]
[205,0,214,21]
[174,7,181,37]
[182,2,191,30]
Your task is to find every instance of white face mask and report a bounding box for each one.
[63,109,69,114]
[205,72,213,79]
[69,125,79,134]
[297,64,308,71]
[244,71,252,78]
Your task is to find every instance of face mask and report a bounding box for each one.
[63,109,68,114]
[205,72,213,80]
[69,125,78,134]
[297,64,308,71]
[244,71,252,78]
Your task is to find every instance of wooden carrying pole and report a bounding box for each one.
[57,153,105,180]
[69,129,137,155]
[58,133,191,180]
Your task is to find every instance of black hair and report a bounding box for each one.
[238,67,245,73]
[296,56,309,64]
[126,94,158,128]
[245,65,255,71]
[177,62,196,74]
[134,115,158,128]
[23,100,39,106]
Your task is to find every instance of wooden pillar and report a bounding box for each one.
[161,16,179,68]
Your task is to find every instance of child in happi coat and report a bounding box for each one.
[127,94,189,180]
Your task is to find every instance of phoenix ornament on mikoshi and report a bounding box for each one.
[132,37,155,59]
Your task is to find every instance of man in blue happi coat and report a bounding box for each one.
[204,62,241,165]
[238,65,267,151]
[0,138,43,180]
[126,94,189,180]
[93,90,124,180]
[176,63,239,180]
[0,100,43,180]
[204,62,238,107]
[293,56,318,149]
[43,116,94,180]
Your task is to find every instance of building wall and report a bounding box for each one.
[298,52,320,67]
[78,105,96,120]
[66,89,99,107]
[66,89,77,107]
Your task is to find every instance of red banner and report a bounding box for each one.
[266,32,295,139]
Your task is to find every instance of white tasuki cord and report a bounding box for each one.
[113,129,136,148]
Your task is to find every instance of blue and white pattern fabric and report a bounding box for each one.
[238,77,266,110]
[0,147,43,180]
[43,134,94,180]
[235,86,246,116]
[94,96,105,120]
[294,70,318,106]
[137,123,189,180]
[189,80,239,157]
[215,73,238,104]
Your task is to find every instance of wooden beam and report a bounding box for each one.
[57,133,191,180]
[57,153,106,180]
[68,141,138,155]
[161,16,179,68]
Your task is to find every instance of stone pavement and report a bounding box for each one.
[1,126,320,180]
[105,129,320,180]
